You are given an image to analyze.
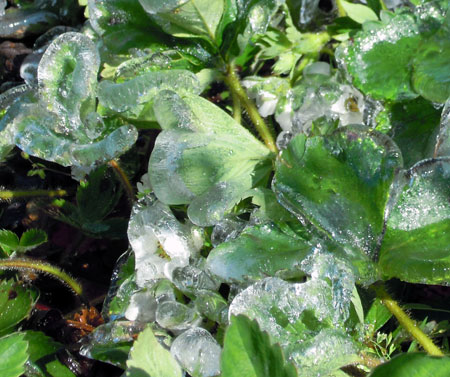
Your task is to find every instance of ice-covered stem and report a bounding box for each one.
[108,159,134,204]
[225,64,278,153]
[373,283,444,356]
[0,189,67,200]
[0,258,83,296]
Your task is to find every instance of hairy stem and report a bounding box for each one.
[0,189,68,200]
[225,64,278,153]
[0,258,83,296]
[374,283,444,356]
[108,159,134,204]
[230,89,242,124]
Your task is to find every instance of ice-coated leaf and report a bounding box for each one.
[273,127,402,282]
[220,0,284,62]
[0,279,35,334]
[379,98,441,168]
[149,90,272,226]
[88,0,171,53]
[206,222,313,283]
[229,277,359,376]
[221,315,298,377]
[98,69,201,113]
[80,321,144,369]
[128,199,198,284]
[12,103,138,167]
[378,158,450,285]
[0,32,138,167]
[412,14,450,104]
[369,353,450,377]
[138,0,224,44]
[156,301,198,331]
[18,229,47,252]
[194,290,228,325]
[171,327,221,377]
[0,333,28,377]
[38,32,99,122]
[336,12,421,101]
[126,326,182,377]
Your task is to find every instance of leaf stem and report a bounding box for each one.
[0,258,83,296]
[373,283,444,356]
[108,159,134,205]
[0,189,68,200]
[224,64,278,153]
[230,89,242,124]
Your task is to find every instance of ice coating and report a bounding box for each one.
[127,199,197,285]
[0,0,5,17]
[0,9,58,39]
[172,265,220,295]
[194,290,229,325]
[156,301,199,331]
[98,70,201,113]
[229,277,358,374]
[38,32,100,125]
[125,290,158,322]
[171,327,221,377]
[435,98,450,157]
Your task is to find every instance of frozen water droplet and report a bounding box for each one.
[171,327,221,377]
[276,130,293,150]
[211,216,246,247]
[125,290,158,322]
[156,301,199,331]
[172,265,219,295]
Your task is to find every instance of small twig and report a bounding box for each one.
[0,257,83,297]
[373,283,444,356]
[108,159,134,205]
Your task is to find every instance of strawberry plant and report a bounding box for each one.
[0,0,449,376]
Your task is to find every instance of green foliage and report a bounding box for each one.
[53,166,127,238]
[222,315,298,377]
[125,326,182,377]
[0,0,449,376]
[0,333,28,377]
[369,353,450,377]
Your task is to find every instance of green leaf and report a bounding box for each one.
[0,279,34,334]
[273,127,402,281]
[340,0,378,24]
[138,0,224,45]
[0,230,19,255]
[412,16,450,104]
[125,326,182,377]
[17,229,47,252]
[369,353,450,377]
[336,12,421,101]
[149,90,272,226]
[207,222,313,283]
[76,166,121,223]
[87,0,172,53]
[380,98,441,168]
[228,277,360,376]
[365,298,392,334]
[378,159,450,284]
[222,315,298,377]
[0,333,28,377]
[22,330,74,377]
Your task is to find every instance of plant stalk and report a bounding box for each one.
[0,189,68,200]
[108,159,134,205]
[0,258,83,296]
[224,64,278,153]
[374,283,444,356]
